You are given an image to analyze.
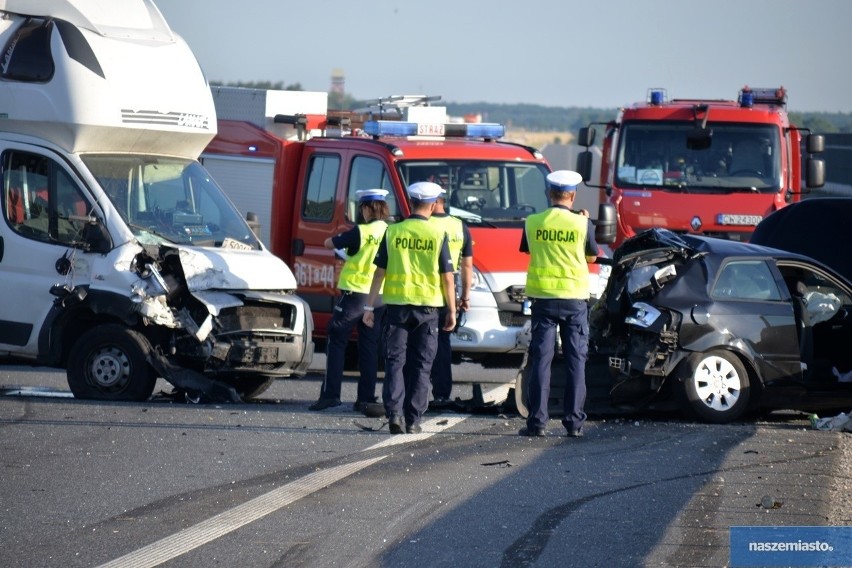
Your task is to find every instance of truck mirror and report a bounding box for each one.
[594,203,617,245]
[806,158,825,189]
[577,127,596,147]
[686,128,713,150]
[806,133,824,154]
[576,151,595,182]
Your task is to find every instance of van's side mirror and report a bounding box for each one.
[76,216,111,254]
[594,203,617,245]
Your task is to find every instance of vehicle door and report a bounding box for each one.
[0,145,99,356]
[292,146,396,334]
[709,258,801,382]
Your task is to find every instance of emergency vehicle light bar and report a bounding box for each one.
[363,120,505,140]
[738,86,787,108]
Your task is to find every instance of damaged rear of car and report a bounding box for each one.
[590,228,852,422]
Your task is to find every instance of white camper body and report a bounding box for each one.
[0,0,313,402]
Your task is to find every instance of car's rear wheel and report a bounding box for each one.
[67,325,157,401]
[677,350,750,423]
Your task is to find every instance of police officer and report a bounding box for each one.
[309,189,389,412]
[519,170,599,437]
[428,193,473,406]
[362,182,456,434]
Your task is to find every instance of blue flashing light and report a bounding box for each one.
[646,88,667,106]
[363,120,418,137]
[739,88,754,108]
[464,123,505,139]
[248,145,257,152]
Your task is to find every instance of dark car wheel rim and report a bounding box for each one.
[692,355,742,412]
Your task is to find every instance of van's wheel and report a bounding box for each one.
[677,350,749,423]
[67,325,157,401]
[231,375,275,400]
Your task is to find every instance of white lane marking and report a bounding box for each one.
[95,456,385,568]
[96,413,469,567]
[364,414,468,450]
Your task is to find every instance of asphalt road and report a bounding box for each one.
[0,362,849,568]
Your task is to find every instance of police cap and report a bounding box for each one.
[407,181,445,203]
[355,188,389,202]
[546,170,583,192]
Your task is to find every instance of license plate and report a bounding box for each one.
[716,214,762,226]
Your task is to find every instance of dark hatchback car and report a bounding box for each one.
[589,227,852,423]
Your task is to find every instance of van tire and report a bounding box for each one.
[67,325,157,401]
[231,375,275,400]
[677,350,750,423]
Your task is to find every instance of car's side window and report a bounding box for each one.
[713,260,782,301]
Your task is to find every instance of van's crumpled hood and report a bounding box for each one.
[175,246,297,291]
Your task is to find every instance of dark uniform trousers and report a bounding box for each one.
[383,305,439,427]
[321,292,385,403]
[526,298,589,432]
[430,305,453,399]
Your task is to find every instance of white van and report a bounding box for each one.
[0,0,313,401]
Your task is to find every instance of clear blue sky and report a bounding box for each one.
[156,0,852,113]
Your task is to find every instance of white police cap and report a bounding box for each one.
[355,188,389,202]
[407,181,445,202]
[546,170,583,191]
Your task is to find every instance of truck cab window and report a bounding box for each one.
[303,154,339,221]
[2,150,91,246]
[347,156,397,221]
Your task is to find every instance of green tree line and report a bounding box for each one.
[212,82,852,135]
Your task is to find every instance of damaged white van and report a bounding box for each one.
[0,0,313,401]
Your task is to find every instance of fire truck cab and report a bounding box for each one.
[577,86,825,247]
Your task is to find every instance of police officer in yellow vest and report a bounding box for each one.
[309,189,389,413]
[428,193,473,405]
[519,170,600,437]
[363,182,456,434]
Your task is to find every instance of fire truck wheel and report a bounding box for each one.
[67,325,157,401]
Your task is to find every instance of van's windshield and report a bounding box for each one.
[397,161,550,225]
[615,122,782,193]
[82,155,260,249]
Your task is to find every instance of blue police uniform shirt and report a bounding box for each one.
[519,205,599,256]
[374,214,454,273]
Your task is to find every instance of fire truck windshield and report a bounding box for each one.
[397,161,550,225]
[615,123,782,193]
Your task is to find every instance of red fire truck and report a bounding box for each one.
[576,86,825,247]
[202,88,614,367]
